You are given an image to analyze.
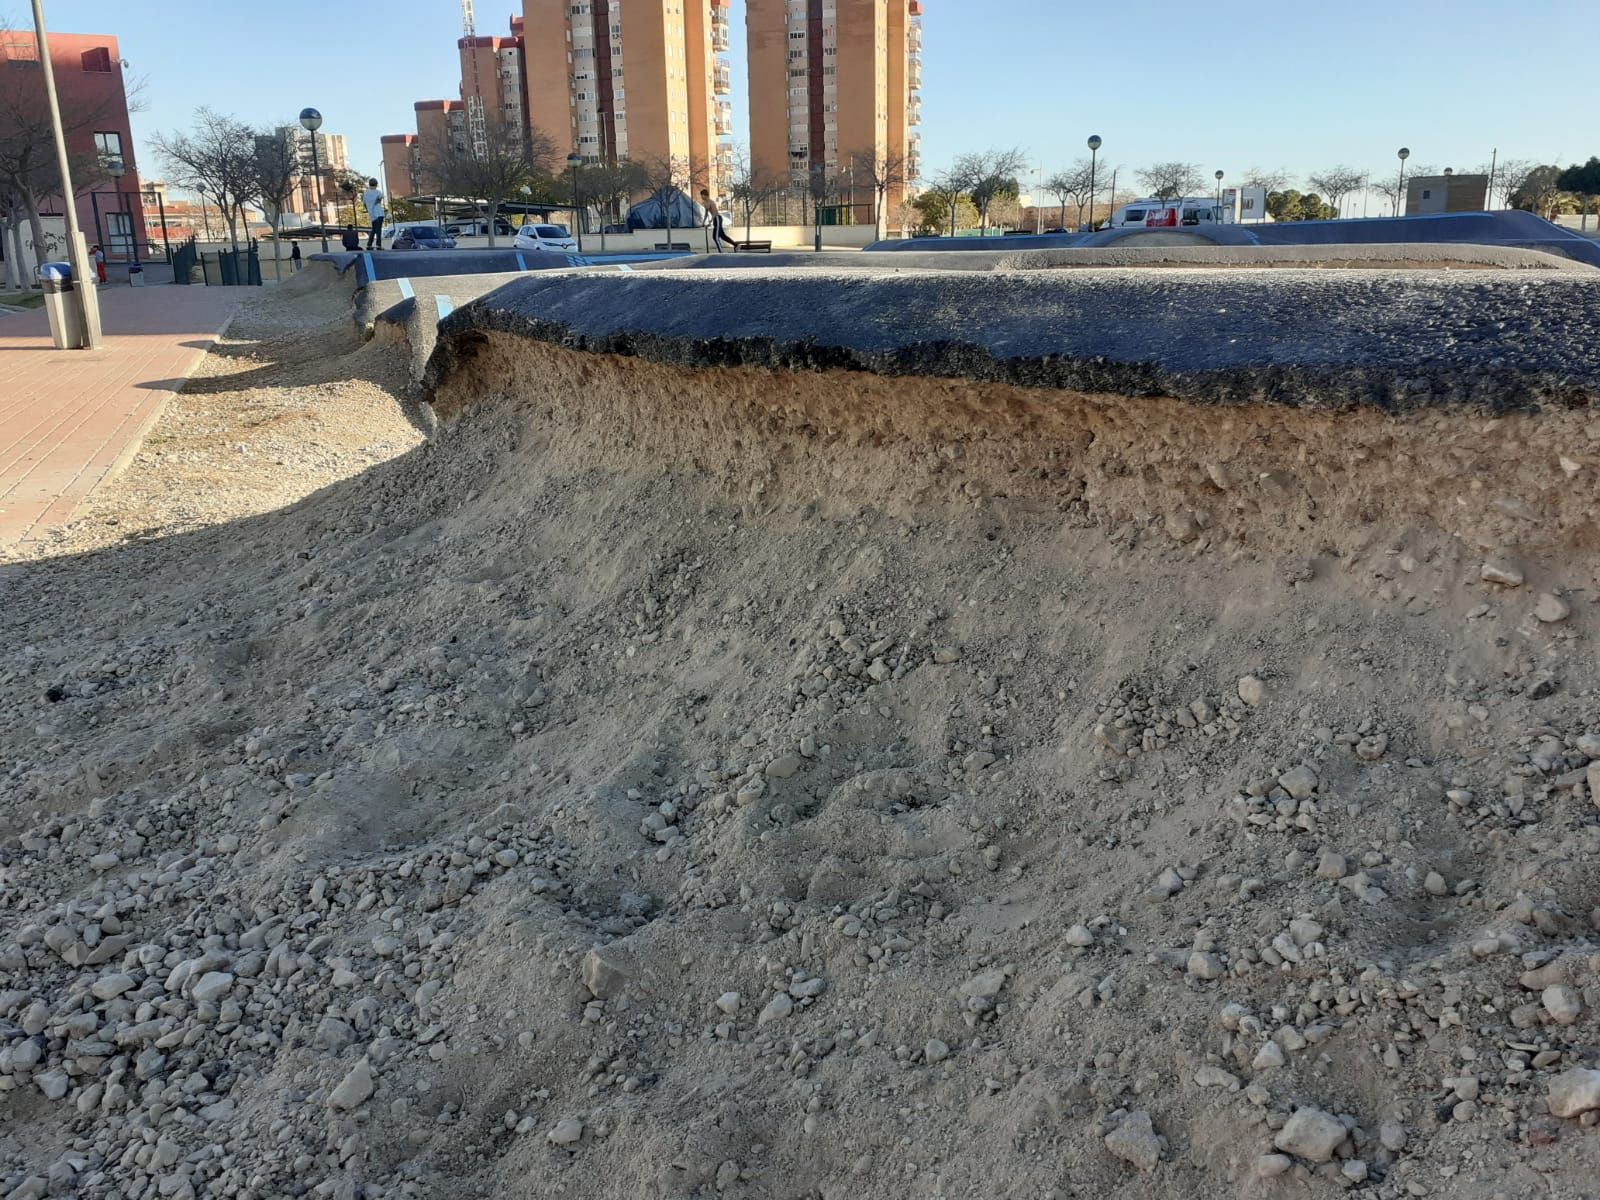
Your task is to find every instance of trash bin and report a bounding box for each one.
[129,264,145,287]
[38,262,86,349]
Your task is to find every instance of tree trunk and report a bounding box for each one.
[272,217,283,282]
[486,199,499,248]
[23,191,49,273]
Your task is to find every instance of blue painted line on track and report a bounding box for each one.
[362,252,376,281]
[397,278,414,299]
[435,295,454,320]
[515,252,528,270]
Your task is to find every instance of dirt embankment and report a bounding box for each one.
[3,276,1600,1200]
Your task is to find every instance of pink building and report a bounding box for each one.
[0,28,147,264]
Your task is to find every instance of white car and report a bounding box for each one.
[514,223,579,253]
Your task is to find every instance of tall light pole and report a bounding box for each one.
[1214,169,1224,216]
[566,151,584,253]
[300,107,329,252]
[1086,135,1102,231]
[1395,146,1410,218]
[106,157,128,261]
[196,184,212,242]
[30,0,101,346]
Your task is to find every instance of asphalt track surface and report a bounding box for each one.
[424,267,1600,414]
[869,211,1600,269]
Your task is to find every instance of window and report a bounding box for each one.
[94,131,123,161]
[80,47,112,72]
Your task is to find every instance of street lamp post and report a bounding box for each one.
[106,157,128,262]
[1396,147,1410,218]
[566,151,584,254]
[300,107,329,252]
[1086,135,1102,231]
[1214,169,1224,216]
[30,0,101,346]
[196,184,212,242]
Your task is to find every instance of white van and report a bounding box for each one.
[1105,197,1225,229]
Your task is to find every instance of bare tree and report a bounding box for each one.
[576,159,647,248]
[923,165,968,238]
[806,161,840,251]
[847,145,914,239]
[1306,166,1365,218]
[1045,159,1097,230]
[246,126,297,280]
[1239,166,1291,195]
[421,121,556,247]
[1135,161,1203,202]
[1488,158,1538,211]
[725,145,783,242]
[633,154,705,242]
[950,147,1027,235]
[152,108,257,250]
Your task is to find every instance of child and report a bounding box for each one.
[92,244,107,283]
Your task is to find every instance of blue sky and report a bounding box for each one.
[24,0,1599,202]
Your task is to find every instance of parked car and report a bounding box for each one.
[513,223,579,253]
[389,224,457,250]
[444,217,514,237]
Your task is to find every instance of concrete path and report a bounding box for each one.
[0,285,248,554]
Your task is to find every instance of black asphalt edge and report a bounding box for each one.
[421,296,1596,417]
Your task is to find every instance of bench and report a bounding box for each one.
[654,242,692,252]
[735,240,773,253]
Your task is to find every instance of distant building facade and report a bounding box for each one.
[1406,172,1488,215]
[746,0,923,227]
[0,28,145,263]
[522,0,732,196]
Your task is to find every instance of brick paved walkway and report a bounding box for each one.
[0,285,249,554]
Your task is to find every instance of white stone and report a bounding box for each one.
[1481,560,1524,587]
[547,1117,584,1145]
[90,973,136,1001]
[1534,593,1570,622]
[1273,1107,1347,1162]
[924,1039,950,1065]
[327,1058,375,1111]
[190,972,234,1004]
[1543,984,1584,1026]
[714,991,740,1015]
[757,993,793,1025]
[1103,1110,1163,1172]
[1187,951,1224,980]
[1548,1068,1600,1118]
[1237,675,1265,706]
[1064,924,1094,948]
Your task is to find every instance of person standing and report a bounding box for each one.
[362,179,386,249]
[700,189,735,251]
[92,244,107,283]
[290,241,302,271]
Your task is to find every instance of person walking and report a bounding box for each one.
[362,179,386,249]
[290,241,302,272]
[700,189,735,252]
[92,244,107,284]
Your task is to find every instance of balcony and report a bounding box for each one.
[712,25,730,51]
[715,101,733,136]
[713,65,731,94]
[908,101,921,125]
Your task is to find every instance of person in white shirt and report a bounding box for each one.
[361,179,386,249]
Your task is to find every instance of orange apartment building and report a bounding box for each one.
[747,0,922,225]
[521,0,732,197]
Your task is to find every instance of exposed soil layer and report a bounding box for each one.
[2,277,1600,1200]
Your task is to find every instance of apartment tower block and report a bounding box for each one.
[746,0,922,221]
[522,0,732,196]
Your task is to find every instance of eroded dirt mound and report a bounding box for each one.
[2,322,1599,1200]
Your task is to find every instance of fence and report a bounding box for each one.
[738,184,877,231]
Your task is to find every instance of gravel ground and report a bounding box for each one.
[3,272,1600,1200]
[8,282,425,564]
